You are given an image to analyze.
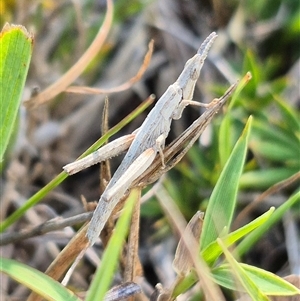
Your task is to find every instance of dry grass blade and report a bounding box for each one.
[154,186,226,301]
[65,40,154,95]
[0,212,92,245]
[100,97,112,194]
[173,211,204,276]
[24,0,113,109]
[124,188,143,283]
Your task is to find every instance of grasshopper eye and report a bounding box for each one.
[191,67,199,80]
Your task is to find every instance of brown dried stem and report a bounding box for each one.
[24,0,114,108]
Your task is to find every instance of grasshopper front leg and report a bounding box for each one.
[172,98,219,120]
[87,147,156,245]
[63,134,136,175]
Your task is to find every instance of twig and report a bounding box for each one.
[24,0,114,108]
[0,212,92,245]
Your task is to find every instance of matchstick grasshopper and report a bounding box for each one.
[64,32,228,246]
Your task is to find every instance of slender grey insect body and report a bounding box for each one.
[63,32,219,246]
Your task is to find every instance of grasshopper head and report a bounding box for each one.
[176,32,217,100]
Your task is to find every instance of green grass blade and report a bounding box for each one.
[200,116,252,250]
[241,264,300,296]
[212,263,300,296]
[0,257,80,301]
[202,207,274,265]
[85,188,139,301]
[273,95,300,134]
[252,119,299,153]
[252,140,298,162]
[0,23,33,161]
[236,190,300,257]
[217,238,270,301]
[219,72,252,166]
[0,97,153,232]
[240,169,299,190]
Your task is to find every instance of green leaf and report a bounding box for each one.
[212,263,300,296]
[252,140,297,162]
[0,23,33,162]
[171,271,198,298]
[219,72,252,166]
[236,190,300,257]
[217,239,270,301]
[202,207,274,265]
[200,116,252,250]
[85,188,139,301]
[242,51,261,96]
[0,257,80,301]
[273,94,300,133]
[251,119,299,162]
[240,169,299,190]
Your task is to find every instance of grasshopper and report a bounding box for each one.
[64,32,218,246]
